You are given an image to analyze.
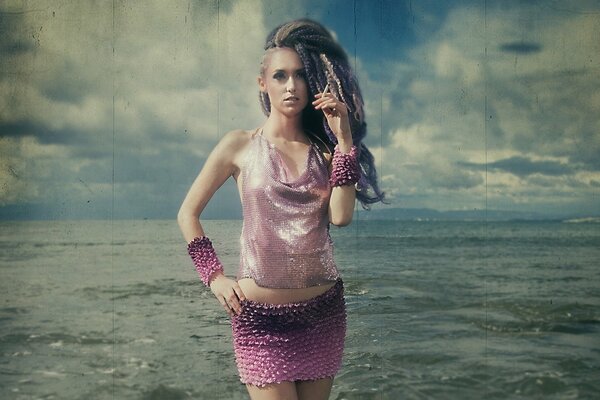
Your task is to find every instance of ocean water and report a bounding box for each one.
[0,219,598,399]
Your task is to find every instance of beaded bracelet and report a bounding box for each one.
[187,236,224,286]
[329,144,360,187]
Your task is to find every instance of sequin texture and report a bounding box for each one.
[329,145,360,187]
[187,236,224,286]
[237,130,340,288]
[231,279,346,386]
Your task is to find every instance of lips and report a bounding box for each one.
[284,96,299,101]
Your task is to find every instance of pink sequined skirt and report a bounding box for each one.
[231,279,346,387]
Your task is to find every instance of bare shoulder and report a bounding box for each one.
[219,129,252,149]
[212,129,253,156]
[217,129,257,172]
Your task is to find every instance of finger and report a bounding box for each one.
[317,95,337,106]
[233,285,246,302]
[314,99,338,110]
[227,291,242,315]
[323,102,340,113]
[312,92,335,104]
[217,296,234,317]
[222,300,235,317]
[326,101,347,114]
[312,96,330,106]
[324,100,337,109]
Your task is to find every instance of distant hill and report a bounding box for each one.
[355,207,589,221]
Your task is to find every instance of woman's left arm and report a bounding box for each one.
[328,138,357,226]
[313,93,357,226]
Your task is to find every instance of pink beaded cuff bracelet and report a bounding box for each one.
[187,236,224,286]
[329,145,360,187]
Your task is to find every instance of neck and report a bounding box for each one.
[263,110,305,141]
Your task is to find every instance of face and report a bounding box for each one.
[258,47,308,116]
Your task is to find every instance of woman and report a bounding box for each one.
[178,19,384,400]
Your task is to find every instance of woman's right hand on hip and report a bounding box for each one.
[209,273,246,317]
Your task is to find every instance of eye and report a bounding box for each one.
[273,72,285,80]
[296,71,306,79]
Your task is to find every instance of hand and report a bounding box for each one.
[312,92,352,144]
[209,273,246,317]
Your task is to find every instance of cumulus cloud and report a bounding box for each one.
[1,1,599,218]
[356,3,600,214]
[0,0,267,217]
[459,156,575,178]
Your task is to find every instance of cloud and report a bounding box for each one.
[499,42,542,54]
[0,0,267,217]
[355,3,600,214]
[1,1,599,218]
[459,156,575,178]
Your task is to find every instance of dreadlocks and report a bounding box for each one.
[259,19,385,207]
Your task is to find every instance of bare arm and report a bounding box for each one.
[177,130,246,240]
[177,129,248,316]
[327,139,357,226]
[312,92,357,226]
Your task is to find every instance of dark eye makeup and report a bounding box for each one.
[272,70,305,80]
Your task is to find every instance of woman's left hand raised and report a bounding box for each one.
[312,92,352,145]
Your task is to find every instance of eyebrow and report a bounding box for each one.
[272,68,305,74]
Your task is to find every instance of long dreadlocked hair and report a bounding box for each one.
[258,19,385,207]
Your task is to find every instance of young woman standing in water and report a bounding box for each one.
[178,19,384,400]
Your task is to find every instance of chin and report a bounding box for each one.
[277,105,306,117]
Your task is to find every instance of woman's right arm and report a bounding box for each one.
[177,130,246,241]
[177,129,248,316]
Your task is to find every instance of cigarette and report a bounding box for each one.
[322,83,329,95]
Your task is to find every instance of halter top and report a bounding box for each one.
[237,129,340,288]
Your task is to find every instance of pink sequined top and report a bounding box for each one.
[237,129,340,289]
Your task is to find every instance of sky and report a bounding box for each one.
[1,0,599,220]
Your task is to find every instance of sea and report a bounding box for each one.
[0,219,598,400]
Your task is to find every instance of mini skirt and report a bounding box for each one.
[231,279,346,387]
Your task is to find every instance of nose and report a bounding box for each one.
[286,76,296,93]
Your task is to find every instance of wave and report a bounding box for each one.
[78,278,201,301]
[473,301,600,335]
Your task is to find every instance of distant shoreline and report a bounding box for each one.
[1,205,598,222]
[1,214,599,223]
